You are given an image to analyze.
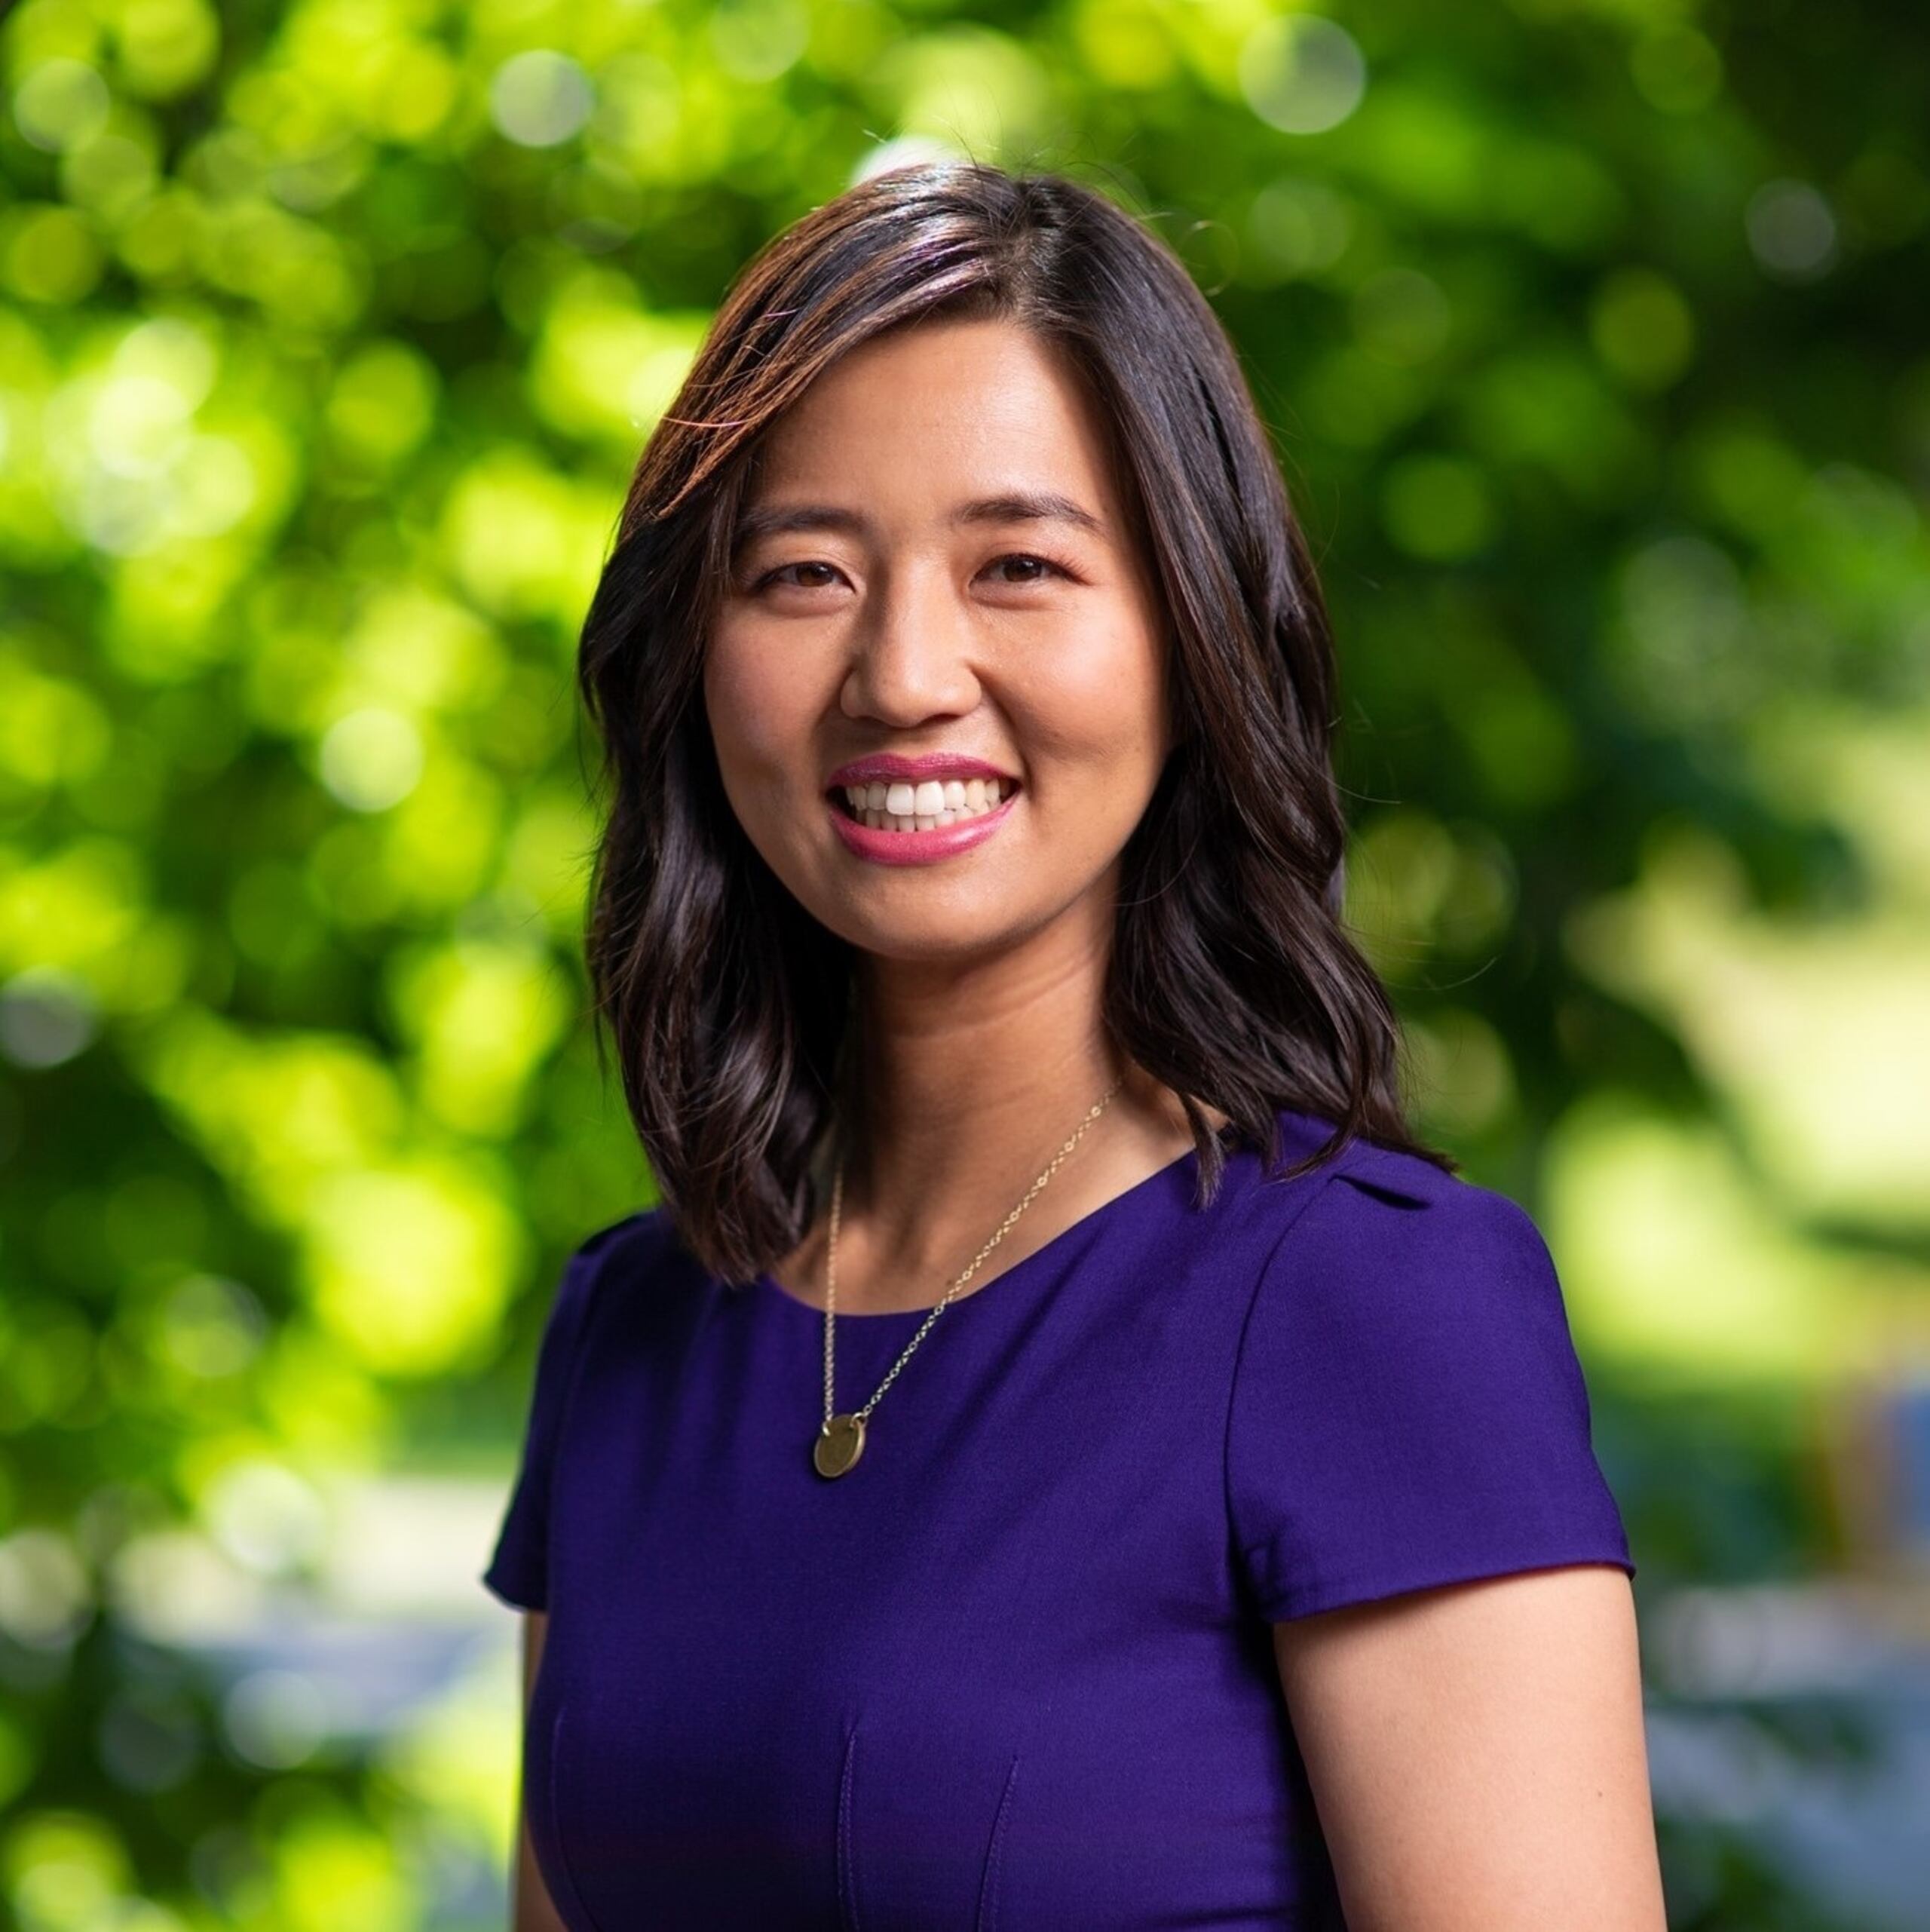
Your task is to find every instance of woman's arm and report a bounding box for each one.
[513,1610,571,1932]
[1273,1563,1666,1932]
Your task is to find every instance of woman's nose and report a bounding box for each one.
[839,566,982,724]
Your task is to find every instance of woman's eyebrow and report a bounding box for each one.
[733,490,1108,548]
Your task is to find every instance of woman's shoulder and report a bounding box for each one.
[1258,1104,1550,1274]
[545,1201,686,1330]
[1258,1104,1454,1205]
[1230,1115,1630,1618]
[563,1201,679,1280]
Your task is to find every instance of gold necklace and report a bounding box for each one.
[810,1080,1126,1479]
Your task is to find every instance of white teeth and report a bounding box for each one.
[841,774,1015,833]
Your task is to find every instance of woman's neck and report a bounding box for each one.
[783,1042,1220,1314]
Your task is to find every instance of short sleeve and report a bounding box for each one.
[1227,1159,1634,1622]
[482,1215,641,1612]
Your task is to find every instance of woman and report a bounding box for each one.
[484,163,1665,1930]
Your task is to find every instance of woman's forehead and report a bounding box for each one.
[749,321,1118,489]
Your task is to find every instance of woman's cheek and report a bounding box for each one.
[706,634,815,780]
[1038,611,1163,713]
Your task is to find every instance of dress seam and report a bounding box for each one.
[1221,1163,1350,1618]
[837,1719,864,1932]
[975,1750,1022,1932]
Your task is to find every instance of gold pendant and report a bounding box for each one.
[813,1412,866,1479]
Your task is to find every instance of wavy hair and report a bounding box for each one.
[575,161,1453,1286]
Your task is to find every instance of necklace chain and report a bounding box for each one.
[821,1078,1126,1429]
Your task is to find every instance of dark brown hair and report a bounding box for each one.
[575,160,1453,1285]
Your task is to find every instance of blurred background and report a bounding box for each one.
[3,0,1928,1926]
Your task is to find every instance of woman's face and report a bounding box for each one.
[703,316,1173,966]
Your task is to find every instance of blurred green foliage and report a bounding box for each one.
[2,0,1926,1925]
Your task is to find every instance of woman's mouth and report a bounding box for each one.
[829,774,1016,832]
[823,775,1022,866]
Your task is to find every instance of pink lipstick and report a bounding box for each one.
[824,755,1022,867]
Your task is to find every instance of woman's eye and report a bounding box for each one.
[985,553,1070,585]
[756,562,843,592]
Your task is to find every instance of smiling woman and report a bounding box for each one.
[486,161,1665,1931]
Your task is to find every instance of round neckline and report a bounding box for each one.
[752,1133,1214,1323]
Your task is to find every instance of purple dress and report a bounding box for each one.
[484,1105,1634,1930]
